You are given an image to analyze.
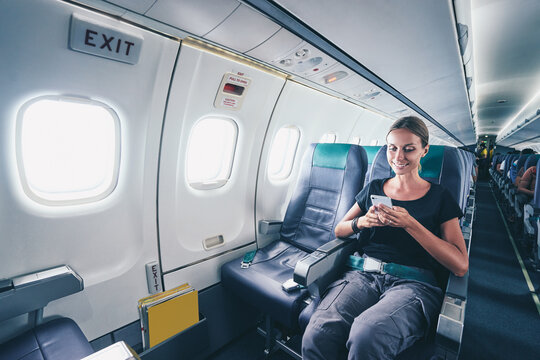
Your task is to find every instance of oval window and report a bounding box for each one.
[268,126,300,181]
[186,117,238,189]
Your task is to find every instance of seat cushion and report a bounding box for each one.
[0,318,93,360]
[221,241,309,329]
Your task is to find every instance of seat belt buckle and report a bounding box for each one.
[241,250,257,268]
[363,257,384,273]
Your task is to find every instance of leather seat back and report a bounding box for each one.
[280,143,368,252]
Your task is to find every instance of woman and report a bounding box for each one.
[302,116,469,360]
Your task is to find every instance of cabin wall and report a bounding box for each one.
[0,0,179,342]
[0,0,396,344]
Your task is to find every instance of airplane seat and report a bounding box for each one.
[0,318,93,360]
[495,154,509,189]
[490,154,501,180]
[360,145,381,186]
[295,144,469,359]
[516,155,540,218]
[508,154,531,219]
[455,149,469,212]
[0,266,91,360]
[523,157,540,238]
[367,145,466,214]
[502,155,520,207]
[221,143,368,330]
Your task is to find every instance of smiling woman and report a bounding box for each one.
[305,116,468,359]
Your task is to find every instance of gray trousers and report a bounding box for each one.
[302,270,443,360]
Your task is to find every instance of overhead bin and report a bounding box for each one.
[104,0,156,14]
[145,0,240,37]
[204,4,281,53]
[246,28,303,63]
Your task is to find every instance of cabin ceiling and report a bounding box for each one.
[100,0,539,149]
[471,0,540,149]
[271,0,476,146]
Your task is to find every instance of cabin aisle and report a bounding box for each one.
[461,181,540,360]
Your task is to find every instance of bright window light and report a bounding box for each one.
[320,133,337,143]
[17,97,120,205]
[268,126,300,180]
[186,117,238,189]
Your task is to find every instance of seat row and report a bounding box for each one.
[0,143,478,360]
[490,153,540,267]
[222,143,477,359]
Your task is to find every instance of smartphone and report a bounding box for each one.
[370,194,393,210]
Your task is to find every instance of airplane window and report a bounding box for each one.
[320,133,337,143]
[17,97,120,205]
[267,126,300,181]
[349,136,361,145]
[186,117,238,189]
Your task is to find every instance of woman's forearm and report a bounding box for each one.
[405,218,469,277]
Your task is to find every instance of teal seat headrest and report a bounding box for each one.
[313,143,351,169]
[419,145,444,179]
[362,146,381,164]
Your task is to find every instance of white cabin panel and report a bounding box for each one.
[347,111,394,146]
[157,42,286,277]
[0,0,178,341]
[255,81,368,247]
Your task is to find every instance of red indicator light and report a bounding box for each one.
[223,83,245,96]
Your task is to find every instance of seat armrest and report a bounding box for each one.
[445,271,468,300]
[0,265,83,322]
[436,294,466,359]
[434,271,468,359]
[293,238,356,287]
[258,220,283,235]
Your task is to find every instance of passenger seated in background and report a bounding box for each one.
[514,149,535,186]
[516,165,536,205]
[497,158,505,174]
[302,116,469,360]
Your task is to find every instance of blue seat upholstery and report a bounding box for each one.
[360,146,381,186]
[0,318,93,360]
[368,145,466,211]
[523,154,540,173]
[221,143,368,329]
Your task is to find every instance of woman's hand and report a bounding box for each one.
[358,206,385,228]
[376,205,414,229]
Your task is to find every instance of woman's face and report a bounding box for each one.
[386,128,428,175]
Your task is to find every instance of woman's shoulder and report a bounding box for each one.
[365,178,388,192]
[425,181,447,198]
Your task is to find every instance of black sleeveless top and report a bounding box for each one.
[355,178,463,275]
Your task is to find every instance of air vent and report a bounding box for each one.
[294,48,310,59]
[295,57,323,72]
[354,89,381,100]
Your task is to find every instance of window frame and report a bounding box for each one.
[16,95,121,206]
[320,132,337,143]
[185,116,239,190]
[267,125,301,181]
